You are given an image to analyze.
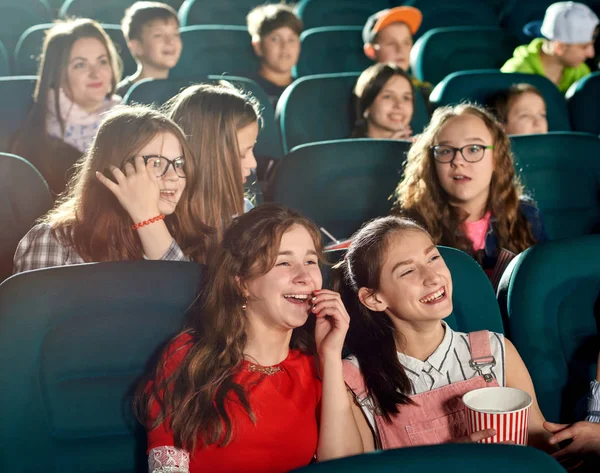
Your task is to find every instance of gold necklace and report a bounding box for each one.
[247,363,283,376]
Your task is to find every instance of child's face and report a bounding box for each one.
[135,131,186,216]
[557,41,595,68]
[256,26,300,74]
[132,18,182,72]
[236,120,259,184]
[433,114,495,213]
[372,22,413,71]
[372,230,453,323]
[365,75,414,134]
[505,92,548,135]
[64,36,113,112]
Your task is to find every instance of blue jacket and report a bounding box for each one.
[480,200,548,271]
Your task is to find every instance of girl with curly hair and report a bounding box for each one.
[392,103,547,274]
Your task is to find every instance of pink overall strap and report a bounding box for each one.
[468,330,496,383]
[342,360,369,402]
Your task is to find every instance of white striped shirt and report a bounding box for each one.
[346,322,506,431]
[586,380,600,423]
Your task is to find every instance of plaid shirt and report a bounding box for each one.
[13,223,189,274]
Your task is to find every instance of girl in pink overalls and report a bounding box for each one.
[336,216,553,452]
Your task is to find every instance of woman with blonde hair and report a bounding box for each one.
[392,103,547,274]
[165,83,259,241]
[14,105,212,272]
[135,203,363,473]
[12,18,123,194]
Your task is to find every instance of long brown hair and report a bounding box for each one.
[165,83,261,240]
[351,63,415,138]
[392,103,536,256]
[335,216,433,419]
[12,19,122,163]
[41,105,212,262]
[136,204,323,451]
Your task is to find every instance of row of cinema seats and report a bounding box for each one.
[0,233,597,471]
[1,130,600,280]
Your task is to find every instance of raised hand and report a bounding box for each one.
[95,156,161,223]
[390,125,413,140]
[312,289,350,359]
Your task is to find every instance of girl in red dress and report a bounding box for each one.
[135,203,364,473]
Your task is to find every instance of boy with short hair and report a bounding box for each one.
[501,1,598,93]
[246,3,303,107]
[117,1,182,97]
[362,6,432,102]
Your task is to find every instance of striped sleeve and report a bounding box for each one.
[585,380,600,423]
[159,239,190,262]
[13,224,70,274]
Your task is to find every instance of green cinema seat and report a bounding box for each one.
[0,152,53,283]
[58,0,184,23]
[0,76,36,151]
[498,235,600,423]
[15,23,137,77]
[566,71,600,135]
[295,26,372,77]
[0,0,51,63]
[410,26,520,85]
[0,39,10,76]
[510,132,600,240]
[276,73,429,154]
[500,0,553,44]
[0,260,204,473]
[398,0,499,40]
[178,0,258,26]
[291,443,567,472]
[170,25,259,79]
[296,0,390,30]
[273,138,410,240]
[430,70,571,131]
[124,75,283,159]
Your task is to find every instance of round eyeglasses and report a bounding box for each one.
[431,144,494,163]
[141,155,186,178]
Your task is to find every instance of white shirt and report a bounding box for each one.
[346,322,506,431]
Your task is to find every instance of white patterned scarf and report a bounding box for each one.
[46,88,121,153]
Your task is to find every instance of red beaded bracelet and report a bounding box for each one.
[131,214,165,230]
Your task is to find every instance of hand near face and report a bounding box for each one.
[95,155,161,223]
[390,125,412,140]
[312,289,350,359]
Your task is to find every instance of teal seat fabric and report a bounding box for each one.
[0,39,10,76]
[324,245,504,334]
[566,71,600,135]
[291,443,565,472]
[295,26,372,77]
[510,132,600,239]
[500,0,553,44]
[15,23,137,77]
[430,70,571,131]
[273,139,410,240]
[0,153,52,283]
[178,0,258,26]
[124,75,283,159]
[296,0,390,30]
[410,27,519,85]
[0,260,204,473]
[276,73,429,154]
[499,235,600,422]
[0,76,36,151]
[170,26,259,78]
[0,0,51,59]
[398,0,499,40]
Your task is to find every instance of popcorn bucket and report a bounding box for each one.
[463,387,532,445]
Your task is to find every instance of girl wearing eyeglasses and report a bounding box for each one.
[13,105,212,273]
[392,103,547,275]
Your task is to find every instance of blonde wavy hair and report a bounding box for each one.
[392,103,536,256]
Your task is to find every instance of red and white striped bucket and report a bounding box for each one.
[463,387,532,445]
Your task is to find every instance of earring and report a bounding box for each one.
[242,300,247,311]
[363,110,369,119]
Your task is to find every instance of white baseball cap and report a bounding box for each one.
[523,1,599,44]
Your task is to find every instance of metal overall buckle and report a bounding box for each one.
[469,356,496,383]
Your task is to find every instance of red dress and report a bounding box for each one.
[147,334,322,473]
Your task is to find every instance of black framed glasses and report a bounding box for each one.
[140,155,186,178]
[431,144,494,163]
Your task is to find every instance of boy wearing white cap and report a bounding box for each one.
[362,6,431,101]
[501,1,599,93]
